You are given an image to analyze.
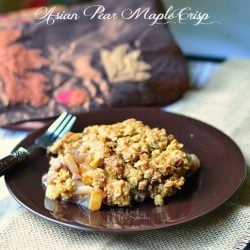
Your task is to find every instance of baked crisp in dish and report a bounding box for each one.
[42,119,200,211]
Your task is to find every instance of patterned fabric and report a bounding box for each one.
[0,1,86,13]
[0,0,189,126]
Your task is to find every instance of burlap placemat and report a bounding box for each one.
[0,59,249,249]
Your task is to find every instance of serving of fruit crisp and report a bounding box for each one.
[42,119,200,211]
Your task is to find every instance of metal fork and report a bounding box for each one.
[0,112,76,177]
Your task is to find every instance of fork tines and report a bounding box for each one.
[46,112,76,139]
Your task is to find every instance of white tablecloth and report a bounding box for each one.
[0,60,249,250]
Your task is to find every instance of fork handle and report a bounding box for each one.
[0,147,30,177]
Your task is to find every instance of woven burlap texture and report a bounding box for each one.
[0,59,249,250]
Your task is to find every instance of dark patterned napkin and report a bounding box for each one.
[0,0,189,126]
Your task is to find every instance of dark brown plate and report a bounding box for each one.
[5,107,247,232]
